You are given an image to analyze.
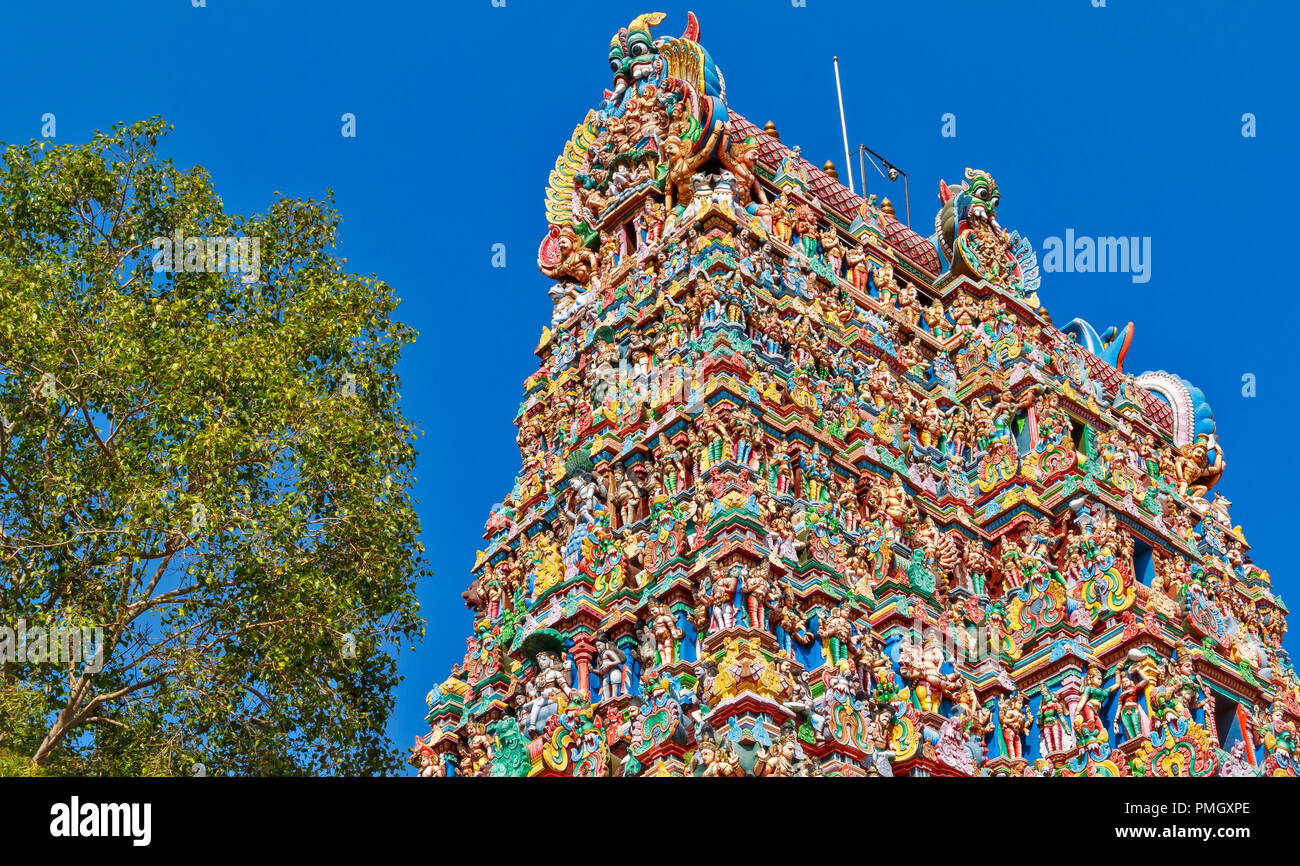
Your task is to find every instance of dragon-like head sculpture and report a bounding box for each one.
[937,168,1002,258]
[602,11,721,117]
[959,169,1001,230]
[934,168,1038,304]
[540,11,730,291]
[608,12,667,103]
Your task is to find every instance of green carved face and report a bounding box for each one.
[609,30,654,87]
[608,12,664,92]
[964,170,1001,221]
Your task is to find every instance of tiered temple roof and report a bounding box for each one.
[414,10,1294,779]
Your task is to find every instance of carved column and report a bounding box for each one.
[569,634,598,700]
[1204,692,1219,746]
[1236,704,1258,767]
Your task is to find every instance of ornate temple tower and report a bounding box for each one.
[414,11,1296,778]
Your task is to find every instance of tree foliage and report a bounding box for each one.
[0,118,427,775]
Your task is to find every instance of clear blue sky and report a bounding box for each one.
[2,0,1294,773]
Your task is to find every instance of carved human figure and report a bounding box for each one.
[753,731,799,777]
[1171,438,1225,500]
[525,652,574,735]
[661,121,724,211]
[1075,664,1117,745]
[742,561,774,630]
[707,561,740,630]
[1113,667,1150,741]
[693,734,744,777]
[593,634,628,702]
[773,585,813,655]
[998,692,1032,760]
[819,603,855,666]
[647,601,683,665]
[690,660,718,726]
[1036,684,1070,755]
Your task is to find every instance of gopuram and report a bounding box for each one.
[414,11,1294,778]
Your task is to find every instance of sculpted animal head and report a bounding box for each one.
[935,167,1002,259]
[608,12,667,93]
[958,168,1000,227]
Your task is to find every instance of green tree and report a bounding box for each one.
[0,118,427,775]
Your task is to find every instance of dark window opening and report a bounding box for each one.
[1013,411,1033,454]
[1071,420,1088,455]
[1132,539,1155,585]
[1214,692,1242,749]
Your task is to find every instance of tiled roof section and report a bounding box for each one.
[1139,390,1176,431]
[1081,351,1175,432]
[730,113,941,276]
[727,115,1174,430]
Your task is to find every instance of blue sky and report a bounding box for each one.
[2,0,1294,773]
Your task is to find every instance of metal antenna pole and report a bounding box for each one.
[903,173,910,227]
[858,144,867,201]
[833,56,854,194]
[858,142,911,227]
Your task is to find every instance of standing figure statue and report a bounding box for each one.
[613,465,645,526]
[742,561,774,630]
[647,600,684,666]
[1036,684,1070,755]
[706,561,741,630]
[819,603,855,666]
[593,634,628,701]
[688,660,719,728]
[1113,665,1151,742]
[772,585,813,655]
[783,668,826,740]
[1074,664,1117,746]
[998,692,1032,760]
[900,630,957,714]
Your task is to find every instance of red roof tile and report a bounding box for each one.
[731,113,941,275]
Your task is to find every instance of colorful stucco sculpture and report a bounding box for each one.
[415,11,1292,778]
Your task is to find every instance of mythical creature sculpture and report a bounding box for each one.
[1061,318,1135,371]
[540,11,731,292]
[934,168,1039,305]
